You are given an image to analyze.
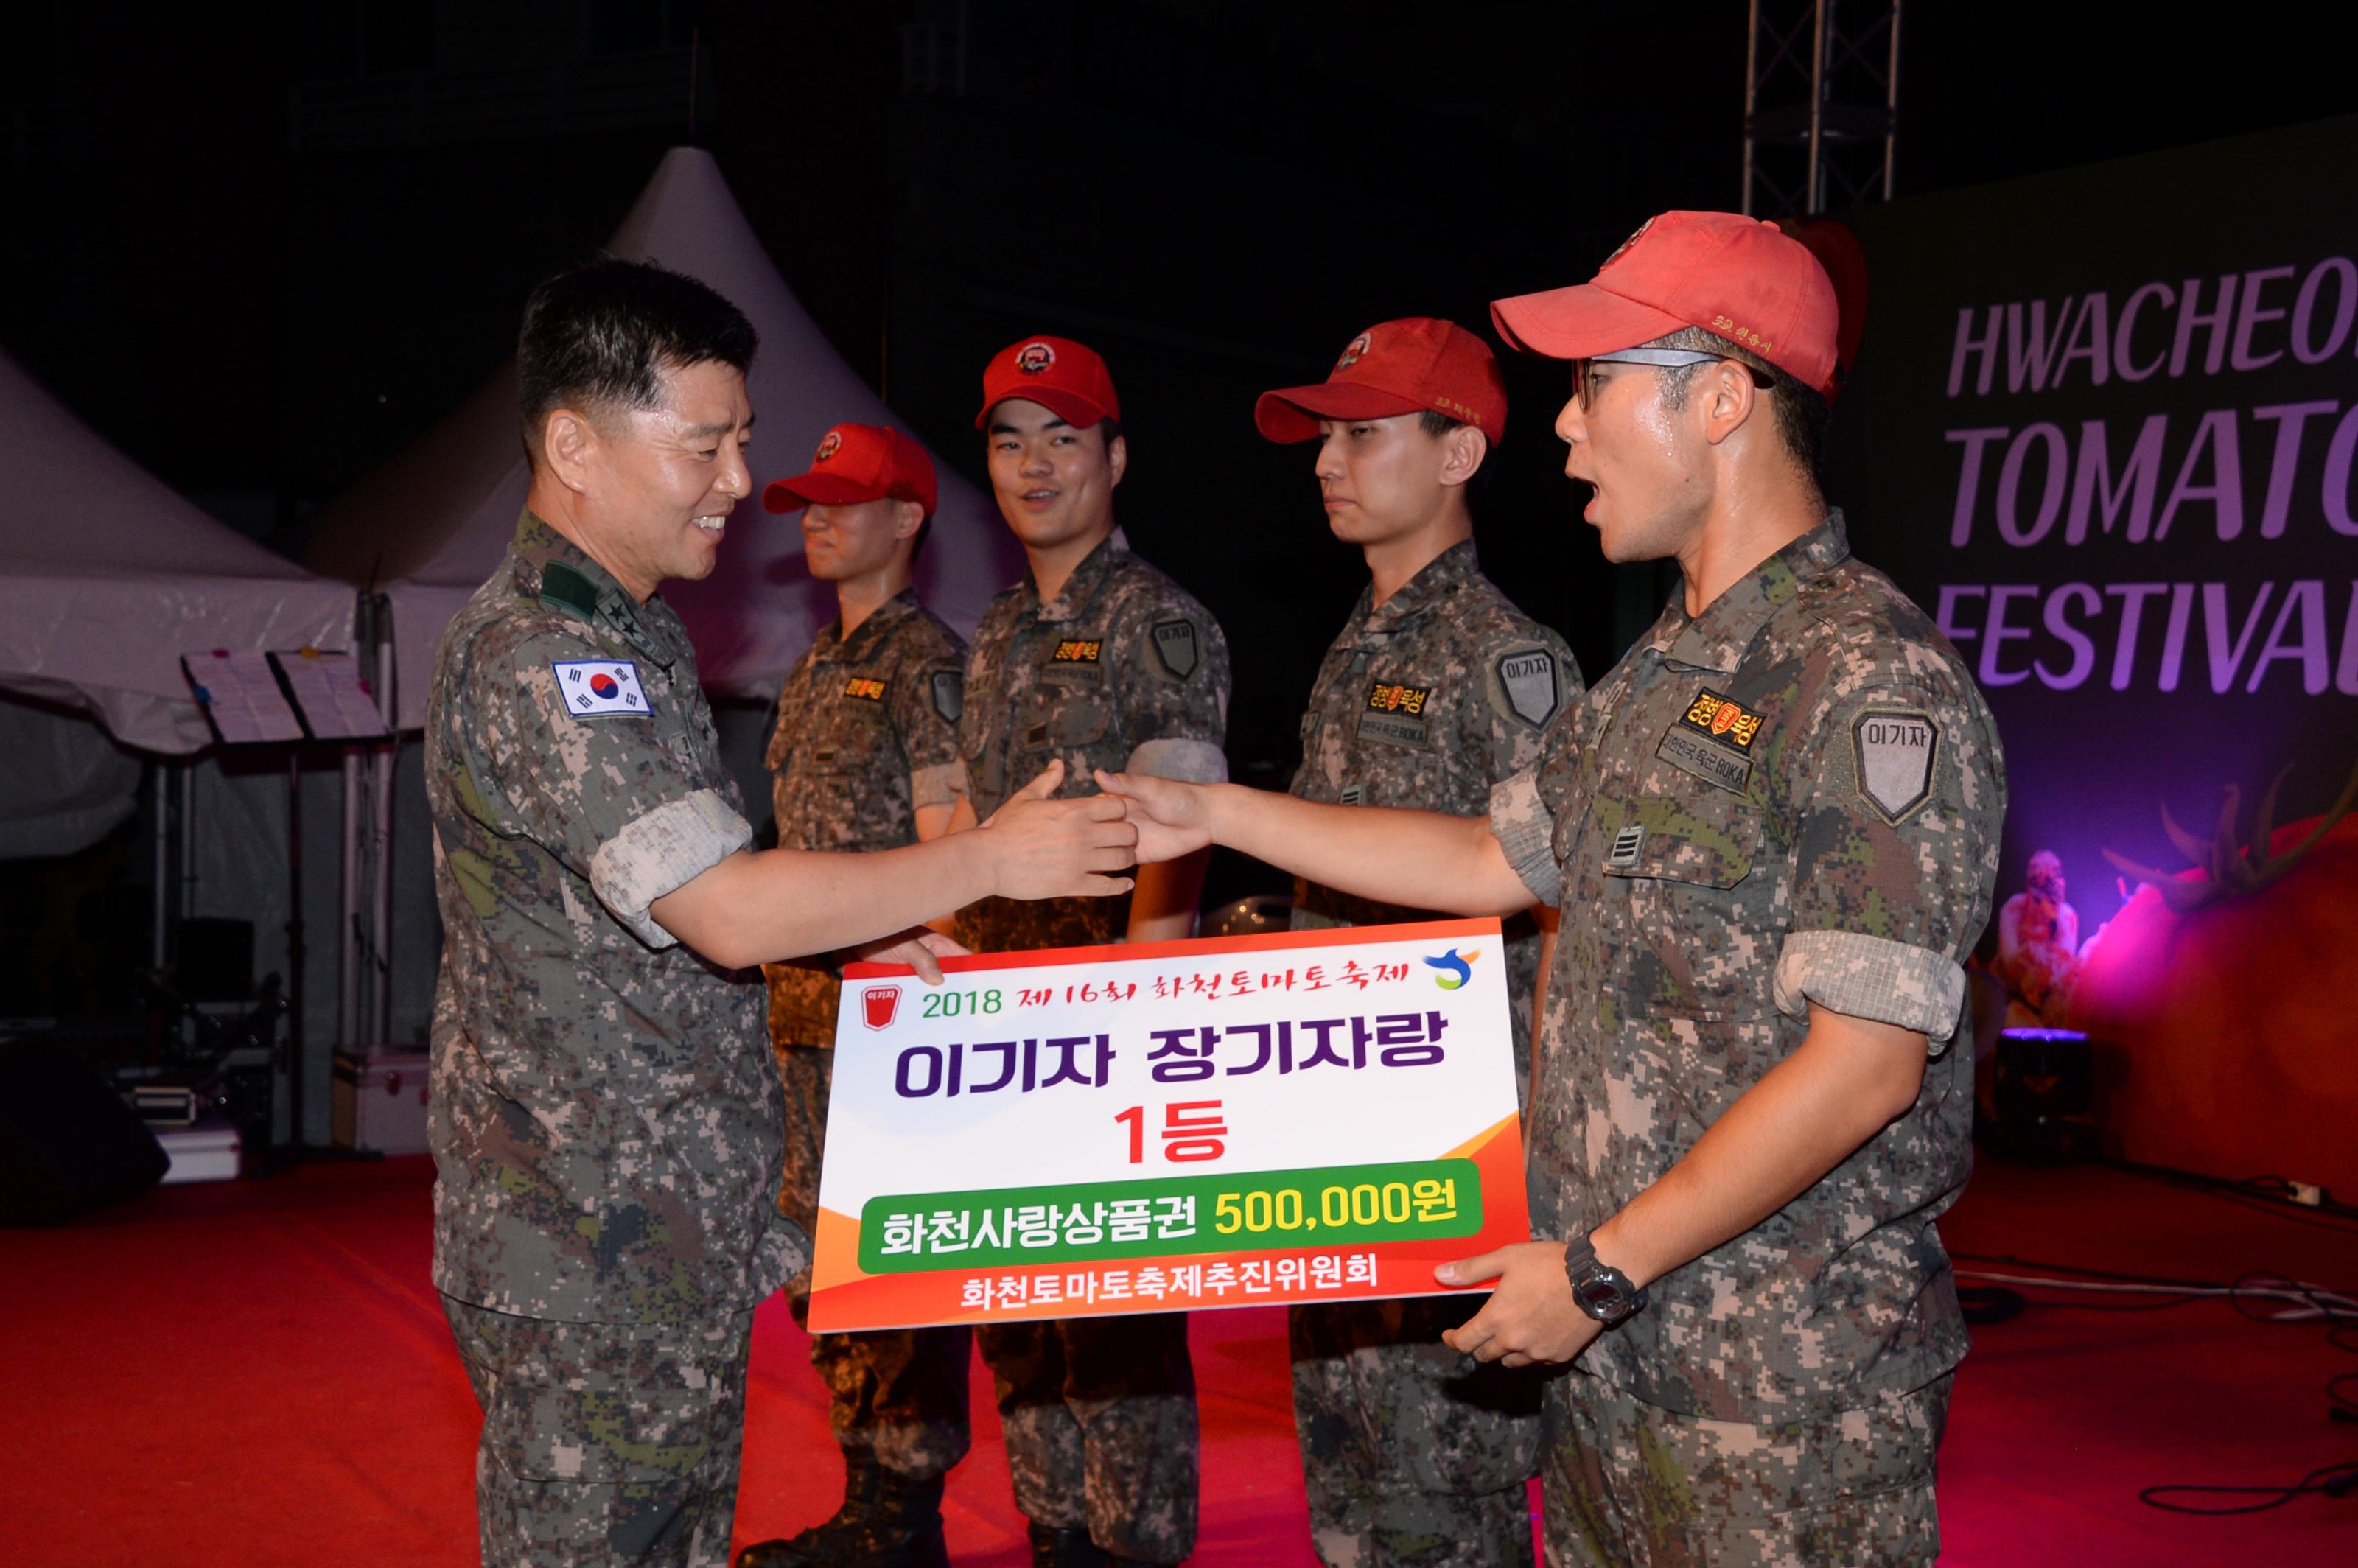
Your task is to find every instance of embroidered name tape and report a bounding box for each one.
[550,659,651,718]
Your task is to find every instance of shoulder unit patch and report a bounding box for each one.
[930,670,964,723]
[1494,649,1560,727]
[1852,710,1940,824]
[1150,618,1200,679]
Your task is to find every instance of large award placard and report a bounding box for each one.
[807,917,1528,1331]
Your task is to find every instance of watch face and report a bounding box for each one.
[1575,1276,1623,1315]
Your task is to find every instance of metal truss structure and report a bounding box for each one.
[1742,0,1903,218]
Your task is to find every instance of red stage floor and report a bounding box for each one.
[3,1154,2351,1565]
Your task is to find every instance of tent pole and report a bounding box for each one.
[368,595,396,1046]
[287,750,306,1147]
[150,761,169,973]
[340,746,361,1049]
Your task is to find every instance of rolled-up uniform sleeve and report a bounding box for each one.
[1487,771,1561,908]
[469,631,752,949]
[1773,678,2001,1051]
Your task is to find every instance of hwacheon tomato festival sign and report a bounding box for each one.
[807,918,1529,1332]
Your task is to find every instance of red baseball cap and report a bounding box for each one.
[973,335,1120,430]
[1490,211,1841,396]
[1253,318,1508,444]
[762,422,939,517]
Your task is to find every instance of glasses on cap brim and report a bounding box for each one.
[1575,348,1777,409]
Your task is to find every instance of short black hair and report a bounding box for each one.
[1417,410,1464,439]
[516,255,758,465]
[1642,326,1830,485]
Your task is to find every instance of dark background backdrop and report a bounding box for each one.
[5,0,2358,1009]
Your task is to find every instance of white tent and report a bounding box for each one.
[0,350,356,756]
[307,146,1021,729]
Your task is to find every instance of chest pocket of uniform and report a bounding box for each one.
[1595,787,1759,889]
[1018,676,1112,752]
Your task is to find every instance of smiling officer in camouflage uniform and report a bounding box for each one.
[428,262,1143,1568]
[1253,318,1578,1568]
[951,335,1231,1568]
[734,423,972,1568]
[1099,214,2006,1567]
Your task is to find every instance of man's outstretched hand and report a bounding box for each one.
[980,759,1138,900]
[1093,770,1216,864]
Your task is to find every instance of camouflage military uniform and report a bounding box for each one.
[954,528,1231,1565]
[1486,511,2005,1567]
[427,514,805,1568]
[761,588,973,1485]
[1286,540,1578,1568]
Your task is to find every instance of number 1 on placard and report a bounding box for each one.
[1115,1105,1144,1165]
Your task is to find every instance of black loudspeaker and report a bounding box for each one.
[0,1038,170,1225]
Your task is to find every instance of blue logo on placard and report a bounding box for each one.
[1424,948,1479,990]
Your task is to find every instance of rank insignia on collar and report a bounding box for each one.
[1051,638,1102,662]
[550,659,651,718]
[844,677,888,701]
[1365,681,1430,715]
[1679,688,1766,751]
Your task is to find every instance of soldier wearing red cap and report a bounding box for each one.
[1255,318,1577,1568]
[1102,213,2005,1565]
[948,336,1231,1568]
[734,424,972,1568]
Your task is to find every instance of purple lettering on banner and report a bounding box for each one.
[2008,298,2076,393]
[2171,274,2240,377]
[2340,584,2358,695]
[2246,581,2331,695]
[1948,306,2003,397]
[2037,584,2102,690]
[2157,584,2197,692]
[2068,414,2168,544]
[2252,402,2341,539]
[2322,403,2358,537]
[2053,293,2113,388]
[1947,427,2011,546]
[2231,265,2298,371]
[2104,584,2172,690]
[2292,258,2357,364]
[2202,582,2277,694]
[1981,586,2040,687]
[2114,281,2174,381]
[1997,424,2069,546]
[2155,410,2244,541]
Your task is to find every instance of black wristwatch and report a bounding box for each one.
[1564,1236,1648,1326]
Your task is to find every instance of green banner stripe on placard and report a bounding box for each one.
[856,1158,1482,1273]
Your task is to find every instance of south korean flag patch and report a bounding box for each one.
[551,659,652,718]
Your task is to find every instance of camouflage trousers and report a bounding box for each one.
[1543,1371,1951,1567]
[441,1295,752,1568]
[774,1044,973,1479]
[1291,1297,1542,1568]
[976,1312,1200,1564]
